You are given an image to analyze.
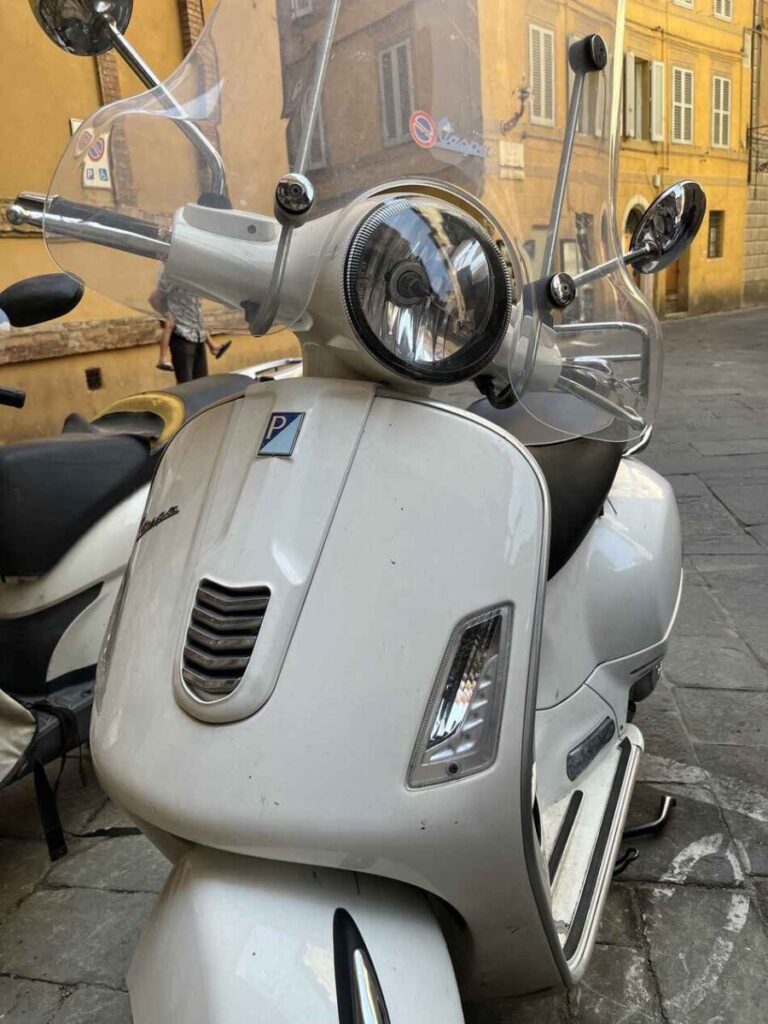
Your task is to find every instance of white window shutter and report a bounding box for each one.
[723,78,731,146]
[651,61,665,141]
[543,29,554,123]
[624,51,636,138]
[683,70,693,142]
[530,26,542,122]
[530,25,555,126]
[712,77,722,147]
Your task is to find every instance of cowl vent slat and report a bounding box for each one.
[182,579,270,702]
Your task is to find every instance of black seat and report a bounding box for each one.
[0,433,153,578]
[470,400,622,579]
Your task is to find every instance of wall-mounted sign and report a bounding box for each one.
[70,117,113,191]
[409,110,490,160]
[409,111,438,149]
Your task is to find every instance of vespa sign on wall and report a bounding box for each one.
[409,110,490,160]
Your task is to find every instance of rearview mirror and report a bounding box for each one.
[630,181,707,275]
[29,0,132,56]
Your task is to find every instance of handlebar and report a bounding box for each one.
[7,192,170,262]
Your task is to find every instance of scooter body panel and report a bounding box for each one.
[537,459,682,711]
[128,848,464,1024]
[94,378,565,999]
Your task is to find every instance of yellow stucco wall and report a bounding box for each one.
[0,330,300,443]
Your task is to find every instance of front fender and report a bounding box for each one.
[129,848,465,1023]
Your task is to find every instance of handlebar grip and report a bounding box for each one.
[0,387,26,409]
[0,274,84,329]
[48,197,165,241]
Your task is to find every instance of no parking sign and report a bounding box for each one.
[409,110,437,149]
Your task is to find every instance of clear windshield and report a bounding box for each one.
[44,0,660,442]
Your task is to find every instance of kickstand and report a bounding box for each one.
[623,795,677,840]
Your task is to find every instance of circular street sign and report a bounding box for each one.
[88,137,106,162]
[75,128,95,158]
[409,110,437,149]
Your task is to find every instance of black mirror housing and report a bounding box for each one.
[0,274,84,328]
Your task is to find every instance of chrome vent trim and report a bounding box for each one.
[182,579,270,703]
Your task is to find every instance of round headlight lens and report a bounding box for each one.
[344,197,512,384]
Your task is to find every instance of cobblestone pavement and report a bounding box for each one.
[1,307,768,1022]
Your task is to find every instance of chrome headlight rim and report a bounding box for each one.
[343,195,513,385]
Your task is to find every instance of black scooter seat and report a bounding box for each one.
[0,433,153,578]
[0,374,252,579]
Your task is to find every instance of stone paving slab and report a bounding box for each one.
[631,704,697,765]
[0,838,50,916]
[676,687,768,746]
[663,631,768,690]
[45,836,169,895]
[672,576,733,639]
[0,889,154,988]
[0,977,63,1023]
[748,522,768,548]
[695,744,768,876]
[620,783,743,887]
[568,945,663,1024]
[691,437,768,456]
[50,987,132,1024]
[639,885,768,1024]
[704,480,768,526]
[595,884,642,948]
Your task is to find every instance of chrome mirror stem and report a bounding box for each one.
[541,72,585,278]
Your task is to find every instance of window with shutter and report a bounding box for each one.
[530,24,555,126]
[712,75,731,148]
[715,0,733,20]
[378,40,414,145]
[672,67,693,144]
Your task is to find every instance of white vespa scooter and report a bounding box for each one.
[13,0,705,1017]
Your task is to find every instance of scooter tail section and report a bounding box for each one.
[128,849,465,1024]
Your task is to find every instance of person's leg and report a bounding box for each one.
[192,341,209,380]
[170,333,195,384]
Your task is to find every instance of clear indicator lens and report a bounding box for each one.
[345,198,511,384]
[409,606,512,788]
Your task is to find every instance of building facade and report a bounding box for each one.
[619,0,753,317]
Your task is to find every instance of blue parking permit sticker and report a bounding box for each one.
[259,412,305,457]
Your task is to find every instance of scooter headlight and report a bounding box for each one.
[344,197,512,384]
